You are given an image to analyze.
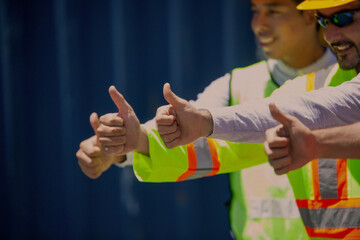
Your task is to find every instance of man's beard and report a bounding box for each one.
[333,42,360,70]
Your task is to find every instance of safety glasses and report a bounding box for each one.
[316,8,360,29]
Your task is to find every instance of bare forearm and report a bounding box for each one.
[135,126,149,155]
[314,122,360,159]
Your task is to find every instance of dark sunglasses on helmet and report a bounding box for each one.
[316,8,360,29]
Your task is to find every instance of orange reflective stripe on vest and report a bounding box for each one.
[176,138,220,182]
[337,158,348,198]
[205,139,221,177]
[297,198,360,209]
[305,227,360,239]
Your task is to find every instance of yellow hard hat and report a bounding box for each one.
[297,0,357,10]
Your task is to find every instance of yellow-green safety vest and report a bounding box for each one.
[286,64,360,239]
[229,61,307,240]
[133,63,360,239]
[135,60,303,240]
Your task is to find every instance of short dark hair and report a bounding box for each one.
[292,0,304,5]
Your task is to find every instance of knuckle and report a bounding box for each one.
[158,105,168,112]
[264,148,271,156]
[97,125,105,134]
[162,134,171,143]
[108,119,118,125]
[167,124,176,133]
[76,150,82,159]
[99,115,107,123]
[155,115,164,123]
[112,128,120,134]
[114,127,126,135]
[160,134,168,143]
[99,137,109,144]
[79,140,86,149]
[157,126,166,134]
[100,113,117,124]
[156,107,162,115]
[114,115,124,125]
[265,129,271,137]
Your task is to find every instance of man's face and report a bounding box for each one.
[251,0,312,60]
[319,1,360,70]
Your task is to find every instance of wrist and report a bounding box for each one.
[199,109,213,137]
[135,126,149,155]
[312,129,326,159]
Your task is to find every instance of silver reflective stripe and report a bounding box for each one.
[318,158,338,199]
[299,207,360,228]
[194,137,213,169]
[248,198,300,219]
[188,169,213,180]
[189,138,213,179]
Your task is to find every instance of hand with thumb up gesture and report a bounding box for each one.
[155,83,214,148]
[97,86,149,156]
[76,86,148,179]
[264,103,316,175]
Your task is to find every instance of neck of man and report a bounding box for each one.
[356,66,360,74]
[282,40,326,70]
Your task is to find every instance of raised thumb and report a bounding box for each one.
[163,83,186,108]
[90,112,100,134]
[269,103,293,129]
[89,112,101,146]
[109,85,133,114]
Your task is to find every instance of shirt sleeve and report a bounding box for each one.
[209,73,360,143]
[190,73,231,108]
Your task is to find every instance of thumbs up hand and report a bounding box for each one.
[76,112,126,179]
[98,86,149,156]
[76,86,149,179]
[155,83,214,148]
[264,103,316,175]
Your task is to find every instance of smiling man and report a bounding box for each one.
[314,1,360,70]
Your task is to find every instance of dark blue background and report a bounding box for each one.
[0,0,257,239]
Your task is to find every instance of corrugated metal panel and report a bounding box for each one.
[0,0,256,239]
